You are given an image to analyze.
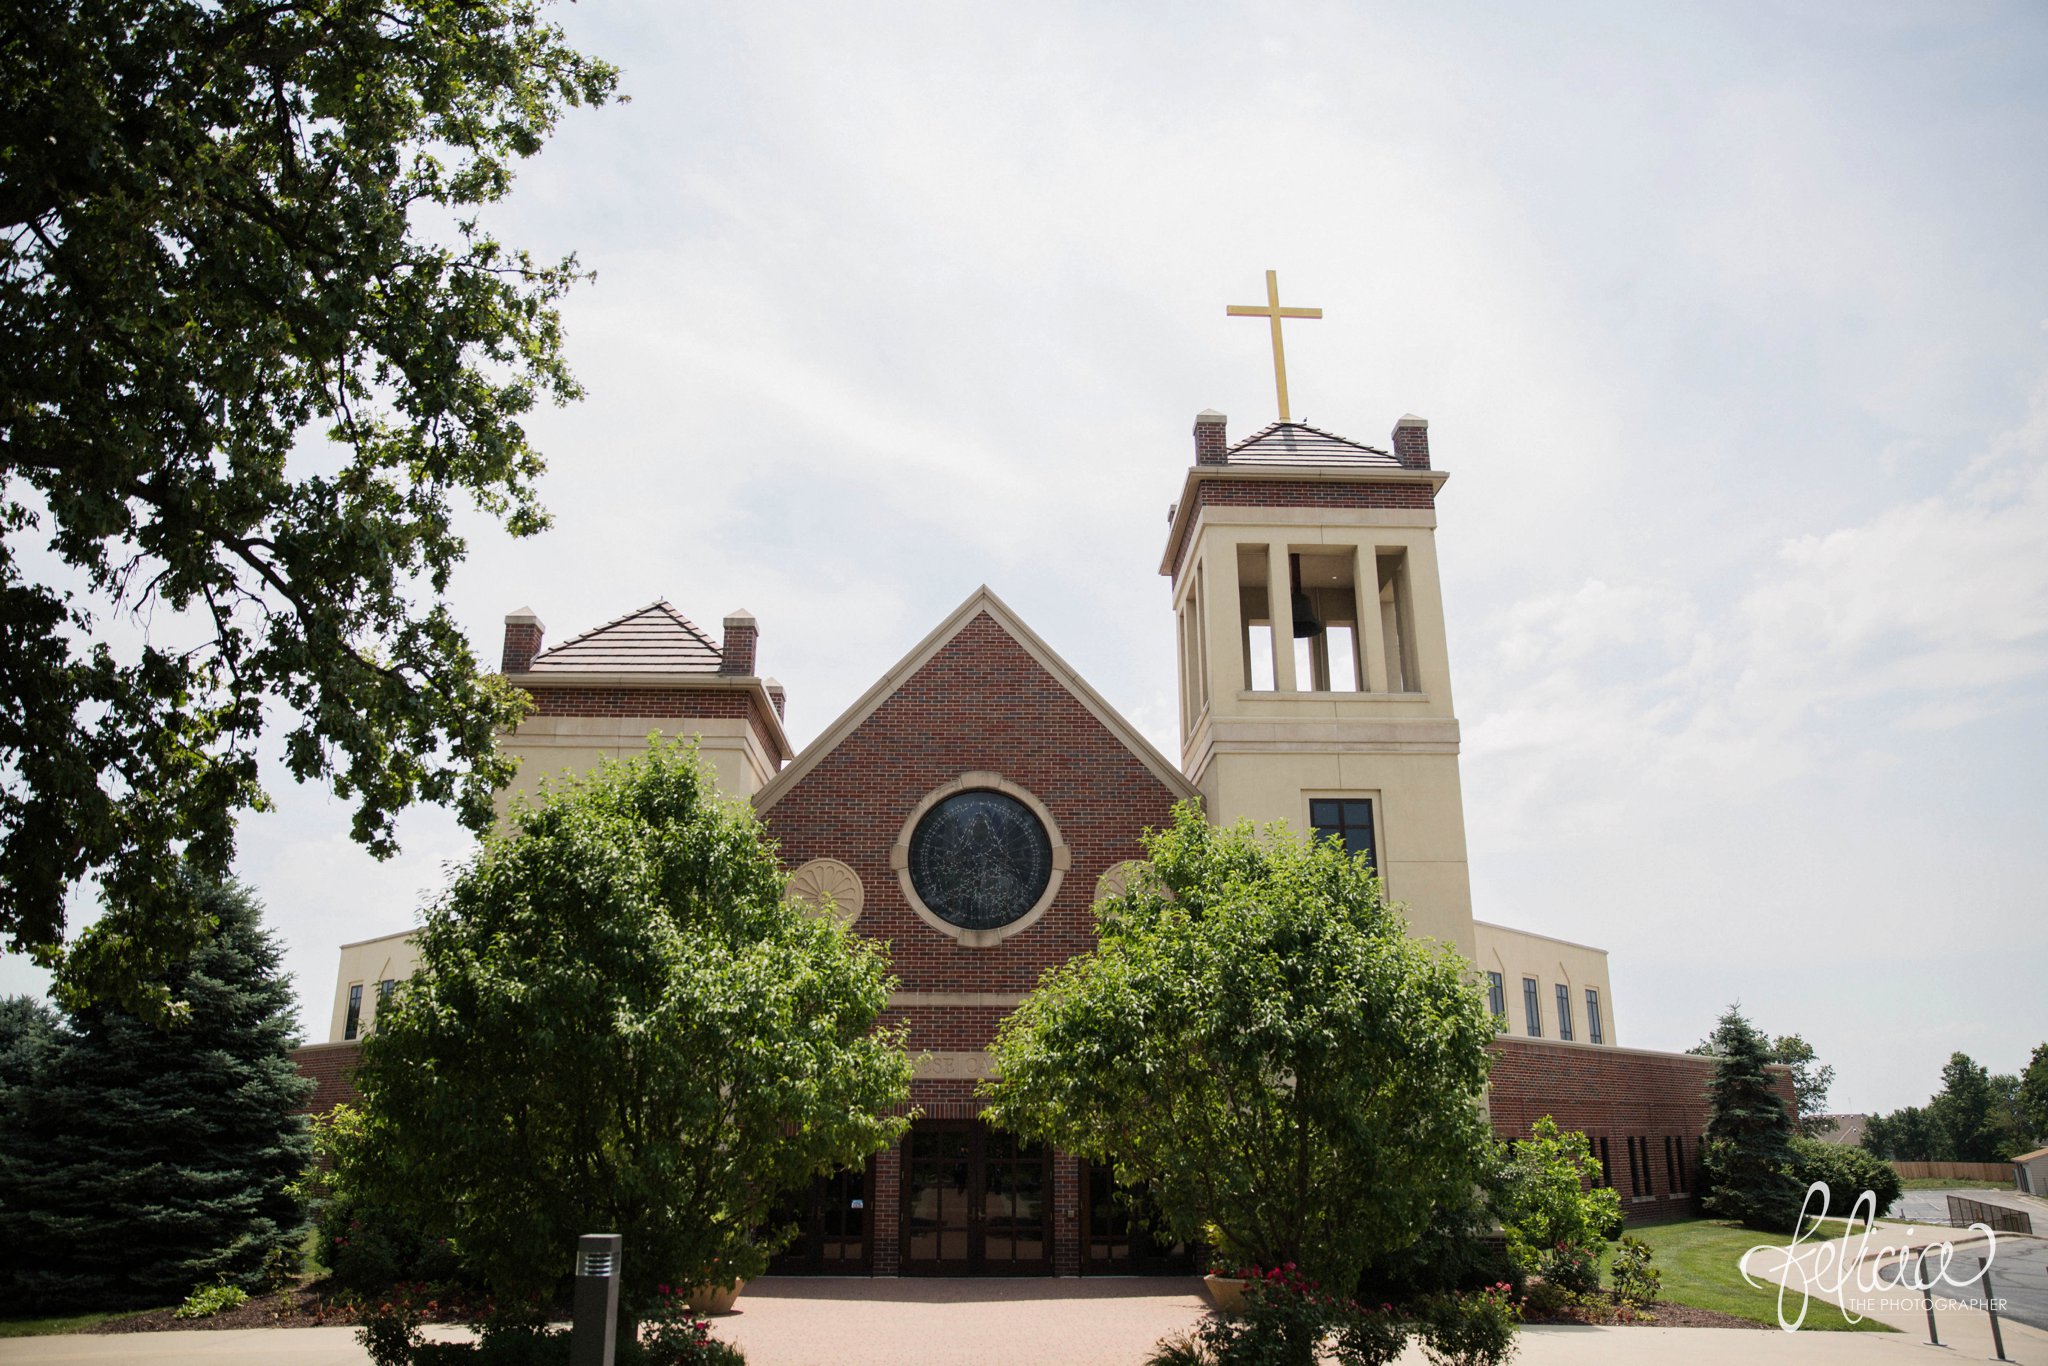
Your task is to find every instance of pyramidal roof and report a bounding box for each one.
[526,600,724,674]
[1223,421,1400,468]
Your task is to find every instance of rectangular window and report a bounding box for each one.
[343,983,363,1041]
[1522,977,1541,1037]
[1308,798,1377,870]
[1376,551,1421,693]
[1665,1136,1689,1194]
[1596,1137,1613,1188]
[1586,988,1604,1045]
[1629,1137,1650,1197]
[1555,984,1574,1041]
[1486,971,1505,1022]
[1238,545,1279,691]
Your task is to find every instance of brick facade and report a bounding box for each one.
[525,684,783,761]
[763,606,1188,1276]
[762,610,1185,997]
[293,1040,362,1114]
[1487,1036,1798,1223]
[1169,476,1438,584]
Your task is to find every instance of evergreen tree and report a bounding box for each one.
[0,881,313,1313]
[1699,1005,1803,1232]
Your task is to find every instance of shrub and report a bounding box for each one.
[1537,1240,1599,1297]
[1493,1120,1621,1279]
[1355,1180,1523,1302]
[1416,1284,1520,1366]
[1519,1279,1572,1319]
[174,1281,250,1319]
[307,1106,474,1295]
[642,1285,747,1366]
[1788,1136,1902,1220]
[1164,1263,1409,1366]
[1331,1306,1410,1366]
[1610,1236,1660,1310]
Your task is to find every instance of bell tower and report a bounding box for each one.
[1160,406,1475,956]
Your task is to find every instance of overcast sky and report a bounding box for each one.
[8,2,2047,1115]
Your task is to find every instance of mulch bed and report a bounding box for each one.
[1520,1294,1770,1330]
[91,1285,361,1333]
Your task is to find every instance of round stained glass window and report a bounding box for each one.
[906,789,1054,931]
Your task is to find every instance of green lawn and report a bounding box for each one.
[1621,1218,1896,1332]
[0,1308,165,1338]
[1900,1177,2002,1191]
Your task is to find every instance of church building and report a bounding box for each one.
[300,279,1772,1278]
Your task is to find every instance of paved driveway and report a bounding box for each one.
[1891,1187,2038,1229]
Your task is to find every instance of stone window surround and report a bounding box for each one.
[890,771,1071,947]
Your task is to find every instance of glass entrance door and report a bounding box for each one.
[1080,1159,1196,1275]
[900,1120,1051,1275]
[766,1161,874,1275]
[902,1123,974,1274]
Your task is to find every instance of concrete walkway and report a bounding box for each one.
[1746,1216,2048,1362]
[7,1265,2048,1365]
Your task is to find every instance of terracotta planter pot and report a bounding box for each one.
[687,1279,747,1314]
[1202,1274,1248,1313]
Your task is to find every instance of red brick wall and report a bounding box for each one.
[762,610,1185,1001]
[1171,476,1438,583]
[525,684,781,763]
[1487,1037,1798,1223]
[293,1041,362,1114]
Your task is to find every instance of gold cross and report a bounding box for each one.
[1227,270,1322,423]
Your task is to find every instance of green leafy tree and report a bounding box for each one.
[0,0,619,1015]
[1767,1035,1836,1137]
[1929,1053,2002,1162]
[2018,1043,2048,1149]
[349,739,912,1337]
[985,804,1496,1292]
[1699,1005,1803,1233]
[1861,1105,1939,1163]
[1493,1117,1622,1282]
[0,880,313,1313]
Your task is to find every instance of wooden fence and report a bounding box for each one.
[1892,1160,2017,1183]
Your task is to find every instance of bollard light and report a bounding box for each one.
[571,1233,622,1366]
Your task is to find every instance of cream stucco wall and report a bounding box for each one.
[327,929,421,1043]
[494,715,777,819]
[1472,920,1617,1046]
[1175,505,1476,958]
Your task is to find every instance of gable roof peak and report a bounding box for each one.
[753,584,1197,812]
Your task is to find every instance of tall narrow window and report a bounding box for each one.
[1665,1136,1687,1194]
[1486,971,1506,1022]
[1586,988,1604,1045]
[1308,798,1377,869]
[1289,552,1365,693]
[1522,977,1542,1038]
[343,983,363,1041]
[1596,1137,1613,1188]
[1555,984,1575,1041]
[1376,551,1422,693]
[1237,546,1279,691]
